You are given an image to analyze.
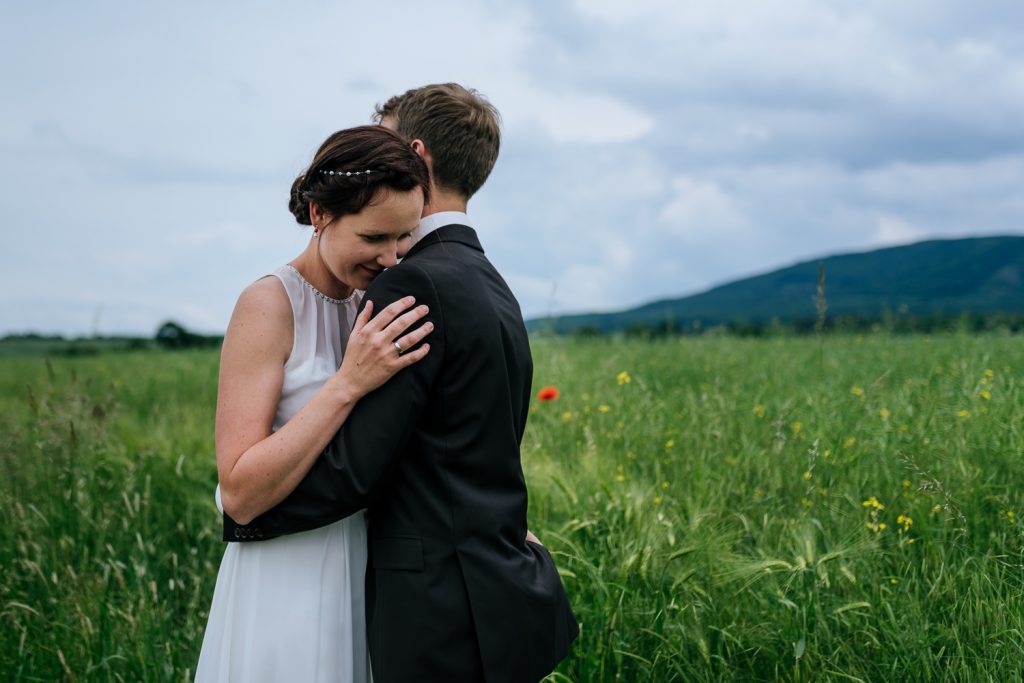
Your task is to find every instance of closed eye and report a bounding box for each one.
[362,233,413,244]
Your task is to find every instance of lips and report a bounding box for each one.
[360,265,383,279]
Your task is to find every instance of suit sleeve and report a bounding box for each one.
[223,262,444,541]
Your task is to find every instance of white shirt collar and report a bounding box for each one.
[410,211,471,248]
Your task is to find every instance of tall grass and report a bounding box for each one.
[526,333,1024,682]
[1,352,222,681]
[2,335,1022,681]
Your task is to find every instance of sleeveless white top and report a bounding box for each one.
[196,265,371,683]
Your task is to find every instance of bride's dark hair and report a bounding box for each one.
[288,125,430,226]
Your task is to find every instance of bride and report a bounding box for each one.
[195,125,432,682]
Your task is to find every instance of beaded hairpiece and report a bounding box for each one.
[319,169,375,177]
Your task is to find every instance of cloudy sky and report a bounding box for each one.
[2,0,1023,336]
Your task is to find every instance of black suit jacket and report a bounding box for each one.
[224,225,578,682]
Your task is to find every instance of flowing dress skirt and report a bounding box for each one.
[195,510,371,683]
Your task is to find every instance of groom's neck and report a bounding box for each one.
[422,188,468,217]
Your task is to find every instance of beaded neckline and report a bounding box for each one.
[284,265,355,304]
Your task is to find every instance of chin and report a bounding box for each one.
[357,270,381,289]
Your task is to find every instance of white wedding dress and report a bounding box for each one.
[196,265,371,683]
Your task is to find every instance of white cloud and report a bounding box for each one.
[658,177,749,239]
[503,89,655,144]
[2,0,1024,333]
[874,215,927,245]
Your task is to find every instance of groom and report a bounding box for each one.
[225,83,579,682]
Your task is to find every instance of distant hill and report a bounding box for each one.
[528,235,1024,334]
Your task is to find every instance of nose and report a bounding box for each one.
[376,245,399,269]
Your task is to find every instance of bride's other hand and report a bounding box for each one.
[526,530,542,546]
[330,296,432,400]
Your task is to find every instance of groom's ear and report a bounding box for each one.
[410,139,434,177]
[410,139,429,161]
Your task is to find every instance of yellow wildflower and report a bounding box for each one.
[851,386,864,397]
[791,422,803,434]
[979,390,991,401]
[616,371,631,386]
[958,409,971,418]
[561,411,573,423]
[879,407,891,419]
[653,496,662,506]
[661,482,670,489]
[843,437,857,449]
[753,404,766,417]
[598,404,610,413]
[665,439,675,449]
[802,471,812,481]
[862,496,885,510]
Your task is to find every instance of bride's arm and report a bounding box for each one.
[216,277,431,525]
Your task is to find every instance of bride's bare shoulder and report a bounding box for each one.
[223,275,292,362]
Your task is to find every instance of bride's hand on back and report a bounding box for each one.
[331,296,432,399]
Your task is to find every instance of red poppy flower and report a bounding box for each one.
[537,385,560,401]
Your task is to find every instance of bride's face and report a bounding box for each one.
[316,186,424,291]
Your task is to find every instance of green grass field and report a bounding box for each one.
[2,334,1022,681]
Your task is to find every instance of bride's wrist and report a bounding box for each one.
[323,375,361,406]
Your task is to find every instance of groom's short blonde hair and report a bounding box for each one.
[375,83,500,201]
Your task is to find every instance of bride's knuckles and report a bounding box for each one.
[396,322,433,351]
[373,296,417,327]
[402,343,430,364]
[388,305,429,335]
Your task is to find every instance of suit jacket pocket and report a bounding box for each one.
[371,536,424,571]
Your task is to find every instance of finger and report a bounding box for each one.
[365,296,417,332]
[382,304,430,339]
[352,299,374,334]
[392,321,434,353]
[398,343,430,366]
